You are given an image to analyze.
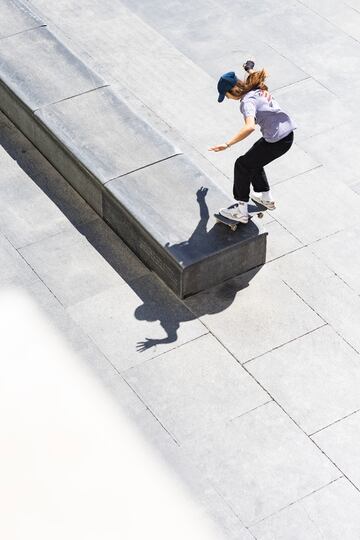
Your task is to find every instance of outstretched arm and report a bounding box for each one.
[208,116,255,152]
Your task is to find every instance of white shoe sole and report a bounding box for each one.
[219,208,248,223]
[251,194,276,210]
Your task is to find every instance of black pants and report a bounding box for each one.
[233,131,294,201]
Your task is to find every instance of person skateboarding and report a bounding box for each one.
[209,61,296,224]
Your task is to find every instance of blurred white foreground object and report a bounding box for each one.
[0,287,224,540]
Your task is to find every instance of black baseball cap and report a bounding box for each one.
[217,71,238,102]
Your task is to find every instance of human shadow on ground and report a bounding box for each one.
[133,186,264,352]
[0,111,263,356]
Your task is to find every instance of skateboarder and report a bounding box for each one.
[209,61,296,223]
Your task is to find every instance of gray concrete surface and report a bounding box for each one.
[2,0,360,537]
[0,26,106,110]
[0,3,266,296]
[0,0,44,38]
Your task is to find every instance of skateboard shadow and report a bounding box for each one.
[164,187,260,267]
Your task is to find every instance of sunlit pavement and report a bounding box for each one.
[2,1,360,537]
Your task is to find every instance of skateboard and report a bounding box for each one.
[214,200,267,232]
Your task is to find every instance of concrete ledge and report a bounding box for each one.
[0,26,106,110]
[104,156,267,297]
[0,0,267,297]
[35,87,179,184]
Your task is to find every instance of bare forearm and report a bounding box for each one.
[226,126,254,147]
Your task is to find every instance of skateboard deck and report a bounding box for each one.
[214,200,268,232]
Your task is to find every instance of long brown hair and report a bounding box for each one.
[230,69,268,98]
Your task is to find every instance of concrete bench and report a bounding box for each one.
[0,0,267,297]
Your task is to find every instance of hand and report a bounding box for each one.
[196,186,208,201]
[136,338,159,352]
[208,144,229,152]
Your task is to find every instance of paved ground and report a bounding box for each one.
[2,0,360,537]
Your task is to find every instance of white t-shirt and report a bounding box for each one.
[240,88,297,143]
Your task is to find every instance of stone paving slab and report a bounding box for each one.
[203,45,308,90]
[272,167,360,244]
[264,144,320,187]
[250,477,360,539]
[19,218,148,307]
[0,26,106,111]
[293,0,360,52]
[263,220,302,262]
[182,401,340,526]
[269,247,360,353]
[0,232,38,287]
[185,265,323,364]
[298,121,360,188]
[310,226,360,295]
[0,0,44,39]
[35,86,178,184]
[247,325,360,435]
[0,143,75,248]
[312,411,360,489]
[269,31,360,101]
[133,6,305,90]
[273,78,352,142]
[249,2,343,61]
[123,333,269,443]
[23,278,111,359]
[67,274,208,371]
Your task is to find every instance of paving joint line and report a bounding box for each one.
[265,38,342,98]
[310,407,360,438]
[309,436,360,495]
[266,244,305,265]
[227,400,274,424]
[243,323,328,366]
[194,320,351,503]
[247,476,343,530]
[282,280,328,324]
[271,76,312,93]
[103,152,183,185]
[93,344,182,447]
[14,216,100,252]
[121,376,180,446]
[272,164,323,187]
[33,84,111,112]
[121,330,210,374]
[309,246,360,299]
[295,0,360,46]
[284,280,360,357]
[0,24,46,41]
[4,232,66,308]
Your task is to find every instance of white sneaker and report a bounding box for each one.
[219,202,249,223]
[251,193,276,210]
